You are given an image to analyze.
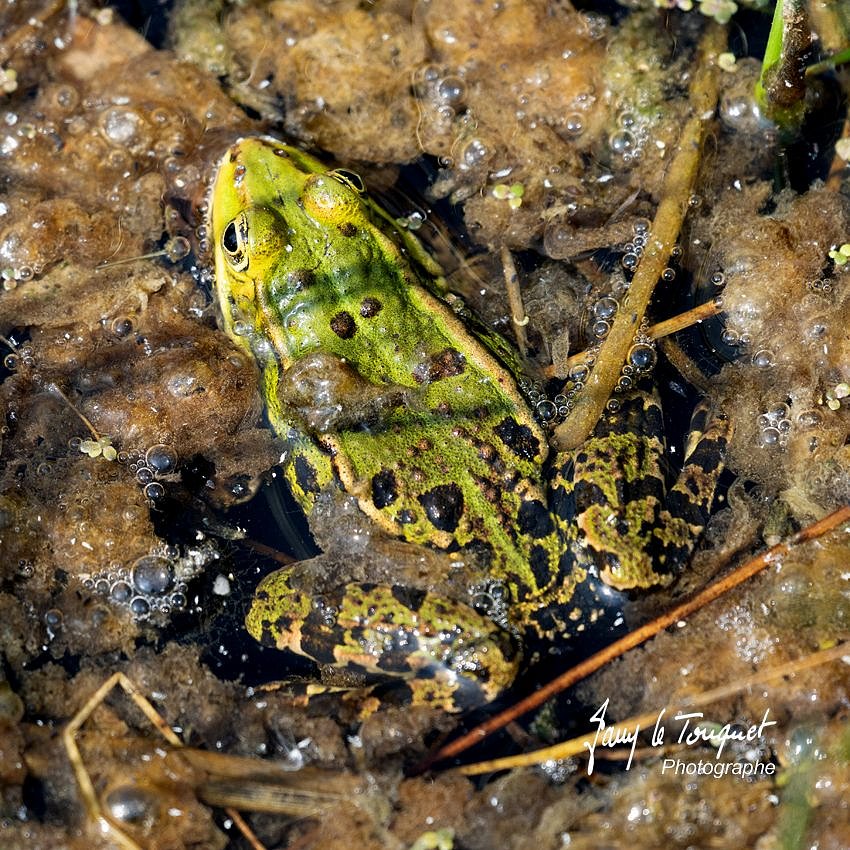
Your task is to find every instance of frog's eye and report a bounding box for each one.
[221,213,249,272]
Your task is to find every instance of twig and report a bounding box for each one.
[501,246,529,356]
[456,641,849,775]
[412,504,850,772]
[552,25,725,451]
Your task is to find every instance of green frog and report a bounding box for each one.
[208,137,731,710]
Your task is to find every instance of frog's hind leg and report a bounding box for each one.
[665,399,733,542]
[549,389,731,591]
[246,566,521,711]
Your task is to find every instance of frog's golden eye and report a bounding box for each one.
[221,213,249,272]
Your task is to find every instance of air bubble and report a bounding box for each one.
[593,297,618,320]
[569,364,590,382]
[437,76,465,106]
[592,320,610,338]
[136,466,154,484]
[661,267,676,282]
[536,399,558,421]
[3,353,18,369]
[606,398,621,412]
[609,130,635,155]
[145,444,177,475]
[752,349,775,369]
[131,555,174,595]
[461,139,488,168]
[621,252,638,271]
[720,328,740,345]
[761,427,780,446]
[617,376,632,390]
[144,482,165,501]
[628,342,657,372]
[564,113,584,135]
[710,271,726,286]
[111,316,133,337]
[130,596,150,616]
[44,609,63,629]
[105,785,158,824]
[110,581,132,603]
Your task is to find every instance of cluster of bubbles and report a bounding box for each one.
[619,218,656,273]
[3,343,34,372]
[1,265,34,290]
[519,373,585,429]
[806,277,834,294]
[608,107,652,166]
[757,401,792,449]
[120,443,177,504]
[469,580,511,631]
[82,550,188,619]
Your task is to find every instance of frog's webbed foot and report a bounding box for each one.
[553,389,731,591]
[245,565,521,711]
[277,352,413,433]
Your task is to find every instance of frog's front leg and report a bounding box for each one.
[553,388,732,590]
[246,566,521,711]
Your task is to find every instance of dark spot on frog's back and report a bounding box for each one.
[412,348,466,384]
[391,585,426,613]
[494,417,540,461]
[371,468,398,508]
[517,499,555,538]
[418,483,464,532]
[294,454,321,494]
[338,221,357,237]
[360,297,383,318]
[330,311,356,339]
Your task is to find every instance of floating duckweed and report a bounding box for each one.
[145,444,177,474]
[834,383,850,400]
[752,349,775,369]
[131,555,174,595]
[828,243,850,265]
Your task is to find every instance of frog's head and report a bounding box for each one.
[209,137,378,368]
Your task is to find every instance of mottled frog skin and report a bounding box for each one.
[209,137,730,710]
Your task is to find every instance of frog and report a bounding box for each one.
[208,136,732,711]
